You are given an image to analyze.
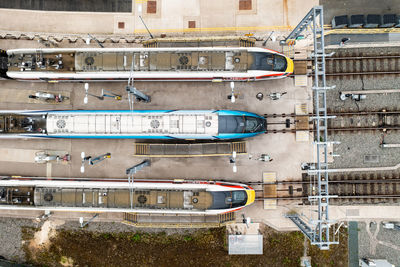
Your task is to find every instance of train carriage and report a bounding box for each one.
[0,47,293,82]
[0,109,266,139]
[0,178,255,215]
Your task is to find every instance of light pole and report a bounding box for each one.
[230,151,237,172]
[79,213,99,228]
[230,81,236,103]
[86,34,104,48]
[126,160,151,209]
[84,83,104,104]
[80,151,111,173]
[101,89,122,101]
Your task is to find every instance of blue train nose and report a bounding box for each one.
[218,115,266,134]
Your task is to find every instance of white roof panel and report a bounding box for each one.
[46,112,218,136]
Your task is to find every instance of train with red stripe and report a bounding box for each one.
[0,177,255,214]
[0,47,293,82]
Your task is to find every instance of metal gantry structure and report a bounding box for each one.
[282,6,339,250]
[126,160,151,209]
[127,59,151,112]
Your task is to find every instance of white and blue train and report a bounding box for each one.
[0,109,266,139]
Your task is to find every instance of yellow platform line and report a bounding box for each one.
[133,22,397,36]
[132,153,247,158]
[122,221,224,228]
[134,25,293,34]
[325,27,400,35]
[263,172,277,183]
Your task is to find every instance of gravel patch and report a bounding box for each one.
[58,220,196,235]
[358,221,400,266]
[0,217,36,263]
[317,46,400,170]
[331,132,400,169]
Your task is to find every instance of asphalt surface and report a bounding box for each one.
[0,0,132,12]
[321,0,400,24]
[358,221,400,266]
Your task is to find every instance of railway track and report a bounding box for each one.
[256,179,400,205]
[254,172,400,205]
[323,53,400,78]
[265,111,400,134]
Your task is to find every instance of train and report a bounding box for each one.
[0,109,267,139]
[0,47,293,82]
[0,177,255,214]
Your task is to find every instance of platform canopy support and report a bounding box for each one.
[280,6,318,45]
[126,160,151,175]
[126,160,151,209]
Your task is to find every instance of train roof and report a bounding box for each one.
[6,47,272,53]
[0,110,265,139]
[0,179,253,213]
[6,47,281,74]
[46,112,219,136]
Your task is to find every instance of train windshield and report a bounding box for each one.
[249,52,287,72]
[218,115,265,134]
[0,50,7,79]
[209,190,248,209]
[245,116,265,133]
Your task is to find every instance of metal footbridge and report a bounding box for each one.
[133,141,246,157]
[281,5,339,250]
[122,211,236,228]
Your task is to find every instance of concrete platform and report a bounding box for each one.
[239,202,400,231]
[324,32,400,46]
[0,88,71,106]
[321,0,400,25]
[0,0,318,34]
[0,148,67,163]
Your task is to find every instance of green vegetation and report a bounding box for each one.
[21,224,348,267]
[130,233,141,242]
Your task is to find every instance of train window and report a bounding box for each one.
[244,117,265,133]
[249,52,287,72]
[245,117,258,132]
[209,191,248,209]
[273,54,288,72]
[232,191,246,202]
[218,116,245,133]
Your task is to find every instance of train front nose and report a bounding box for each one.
[285,57,294,74]
[245,189,255,206]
